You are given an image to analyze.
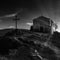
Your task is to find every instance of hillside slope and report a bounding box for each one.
[0,29,60,60]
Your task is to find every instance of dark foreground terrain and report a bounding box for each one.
[0,29,60,60]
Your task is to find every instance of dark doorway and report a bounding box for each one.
[40,26,43,32]
[45,27,50,33]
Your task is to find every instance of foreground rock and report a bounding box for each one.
[0,30,60,60]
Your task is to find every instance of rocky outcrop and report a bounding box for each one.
[0,29,59,60]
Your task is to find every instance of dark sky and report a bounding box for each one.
[0,0,60,31]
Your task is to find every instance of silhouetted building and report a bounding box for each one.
[30,16,57,34]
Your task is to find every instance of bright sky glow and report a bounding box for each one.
[55,22,60,32]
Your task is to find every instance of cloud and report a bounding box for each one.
[0,9,23,18]
[0,13,17,18]
[0,9,23,19]
[0,26,15,30]
[0,20,2,22]
[0,28,3,29]
[4,13,17,17]
[26,22,33,26]
[8,26,15,28]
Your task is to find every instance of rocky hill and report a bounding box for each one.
[0,29,60,60]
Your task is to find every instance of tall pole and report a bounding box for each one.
[13,15,20,35]
[15,16,18,30]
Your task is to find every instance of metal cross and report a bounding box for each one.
[13,15,20,36]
